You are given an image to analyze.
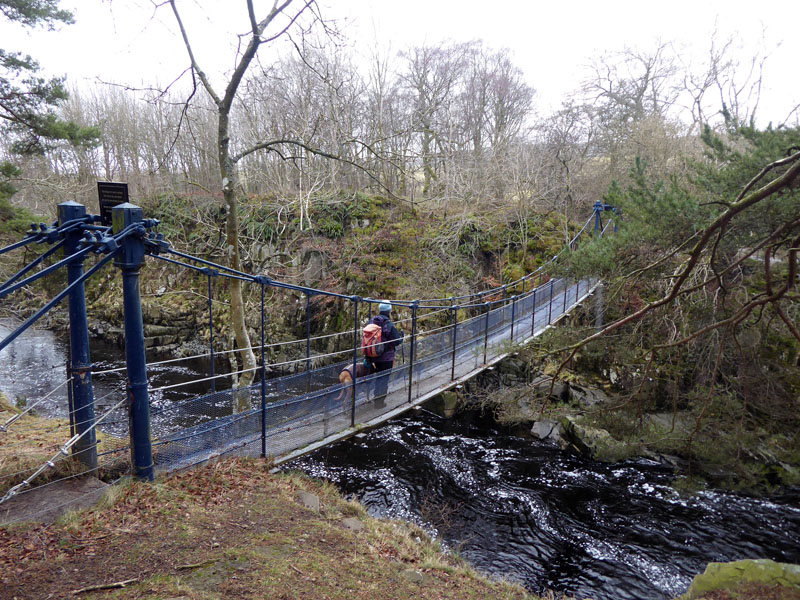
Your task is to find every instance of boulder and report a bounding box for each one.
[498,357,528,381]
[530,419,562,443]
[296,491,320,513]
[514,397,536,422]
[145,324,181,336]
[742,445,800,487]
[302,249,328,288]
[400,569,429,585]
[569,384,610,407]
[531,378,571,403]
[646,412,692,434]
[341,517,365,531]
[559,416,631,462]
[680,559,800,599]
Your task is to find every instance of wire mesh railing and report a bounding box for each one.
[3,276,596,493]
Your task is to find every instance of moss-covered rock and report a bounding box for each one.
[680,559,800,599]
[559,415,638,462]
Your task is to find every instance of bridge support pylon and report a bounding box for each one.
[113,202,154,481]
[58,201,97,472]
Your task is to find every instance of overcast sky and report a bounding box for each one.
[2,0,798,124]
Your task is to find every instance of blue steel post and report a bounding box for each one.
[113,203,154,481]
[593,201,603,234]
[260,283,267,458]
[548,280,554,324]
[450,306,458,381]
[58,201,97,471]
[351,297,359,427]
[531,288,537,337]
[407,301,418,404]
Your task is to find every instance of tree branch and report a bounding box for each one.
[71,578,139,595]
[553,150,800,356]
[168,0,221,106]
[232,138,413,205]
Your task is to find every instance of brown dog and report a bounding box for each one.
[336,361,373,401]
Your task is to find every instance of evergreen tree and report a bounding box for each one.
[548,123,800,489]
[0,0,98,159]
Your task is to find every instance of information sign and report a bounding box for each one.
[97,182,129,226]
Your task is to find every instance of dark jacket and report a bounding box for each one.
[369,313,402,364]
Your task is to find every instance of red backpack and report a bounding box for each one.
[361,323,385,358]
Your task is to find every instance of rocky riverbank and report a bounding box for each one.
[453,352,800,495]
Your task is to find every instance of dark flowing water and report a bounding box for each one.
[3,320,800,599]
[287,409,800,600]
[0,320,76,408]
[0,319,223,435]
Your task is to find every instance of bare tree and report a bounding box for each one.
[585,42,680,125]
[400,42,468,200]
[678,27,783,132]
[364,41,412,194]
[167,0,319,388]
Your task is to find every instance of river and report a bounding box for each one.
[286,409,800,600]
[0,318,222,436]
[2,320,799,599]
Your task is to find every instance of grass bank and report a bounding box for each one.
[0,393,83,495]
[1,458,536,600]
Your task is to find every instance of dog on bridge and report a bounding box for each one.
[335,360,373,402]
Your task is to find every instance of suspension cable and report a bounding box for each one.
[0,250,119,354]
[0,234,39,256]
[0,239,67,293]
[0,396,128,506]
[0,378,73,433]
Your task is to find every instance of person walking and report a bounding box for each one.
[366,301,403,405]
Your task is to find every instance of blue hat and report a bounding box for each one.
[378,301,392,314]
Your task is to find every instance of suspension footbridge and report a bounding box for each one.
[0,194,616,512]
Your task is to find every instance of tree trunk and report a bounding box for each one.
[219,112,257,398]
